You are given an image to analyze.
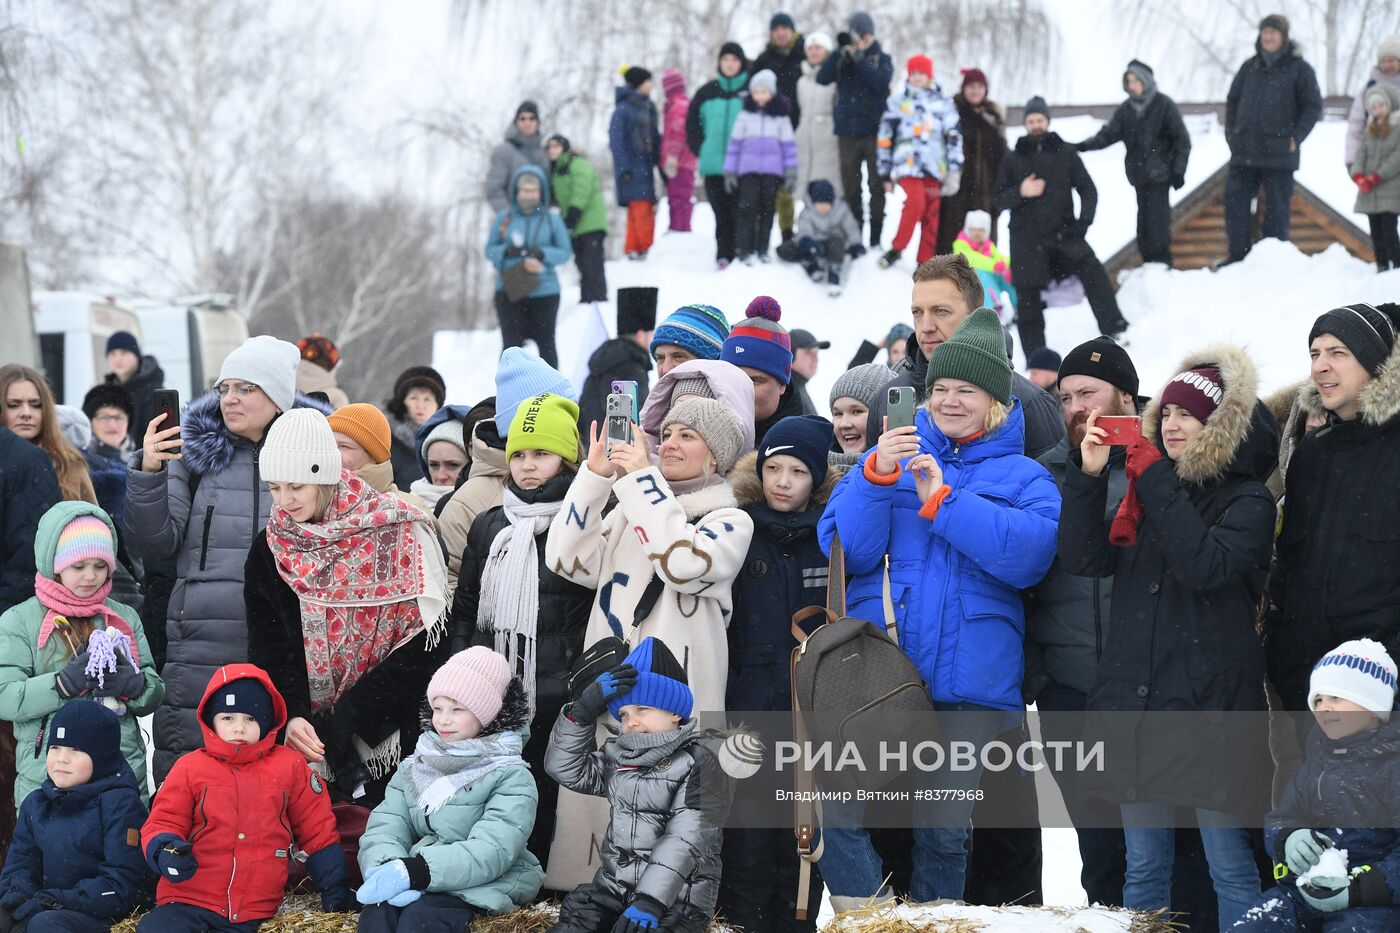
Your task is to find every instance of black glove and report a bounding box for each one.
[571,664,638,724]
[525,247,545,261]
[836,31,852,48]
[847,244,867,259]
[92,651,145,699]
[611,895,666,933]
[503,244,526,259]
[565,206,582,231]
[55,651,92,698]
[10,893,59,923]
[155,838,198,883]
[1171,174,1185,190]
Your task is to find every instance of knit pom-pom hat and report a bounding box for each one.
[608,637,693,721]
[720,296,793,383]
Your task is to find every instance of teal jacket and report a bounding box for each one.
[358,688,543,912]
[485,165,573,299]
[686,71,750,177]
[0,502,164,806]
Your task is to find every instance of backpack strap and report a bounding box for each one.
[790,643,819,920]
[828,528,847,616]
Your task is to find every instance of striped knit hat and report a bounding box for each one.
[651,304,731,361]
[1310,639,1398,722]
[53,514,116,574]
[721,295,793,383]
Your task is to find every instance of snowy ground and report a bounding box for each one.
[437,119,1400,413]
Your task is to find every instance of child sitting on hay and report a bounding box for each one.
[545,637,730,933]
[0,702,149,932]
[355,647,544,931]
[139,665,354,932]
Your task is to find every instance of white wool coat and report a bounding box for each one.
[544,464,754,716]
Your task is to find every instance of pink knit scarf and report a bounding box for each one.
[33,574,139,662]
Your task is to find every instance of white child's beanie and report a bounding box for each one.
[260,409,342,486]
[1309,638,1399,722]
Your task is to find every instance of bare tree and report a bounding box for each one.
[232,190,467,403]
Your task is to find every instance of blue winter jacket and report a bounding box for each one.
[815,40,895,137]
[0,765,150,921]
[609,86,660,206]
[485,166,573,299]
[818,401,1060,711]
[1265,715,1400,905]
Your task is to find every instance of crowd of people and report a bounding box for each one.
[2,10,1400,933]
[482,12,1395,368]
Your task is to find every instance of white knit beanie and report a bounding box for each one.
[1309,638,1399,722]
[260,409,342,485]
[1378,35,1400,64]
[419,419,467,462]
[218,335,300,412]
[964,209,992,232]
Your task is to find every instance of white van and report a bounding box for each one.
[0,244,38,368]
[34,292,249,404]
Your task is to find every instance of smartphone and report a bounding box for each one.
[886,386,915,430]
[605,393,633,451]
[1097,415,1143,446]
[610,380,639,421]
[151,388,181,433]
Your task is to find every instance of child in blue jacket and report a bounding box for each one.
[1234,639,1400,931]
[0,701,149,932]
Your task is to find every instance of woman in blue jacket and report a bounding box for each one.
[816,307,1060,908]
[485,165,573,368]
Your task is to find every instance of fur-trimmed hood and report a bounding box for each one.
[418,676,532,740]
[179,389,333,477]
[1143,344,1279,485]
[727,449,838,510]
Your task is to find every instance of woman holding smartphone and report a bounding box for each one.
[1058,344,1278,927]
[816,308,1060,906]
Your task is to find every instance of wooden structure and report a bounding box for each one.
[1104,162,1376,277]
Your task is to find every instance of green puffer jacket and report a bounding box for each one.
[687,71,750,177]
[0,501,164,806]
[358,681,544,912]
[551,150,609,238]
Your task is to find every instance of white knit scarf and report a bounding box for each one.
[405,729,527,815]
[478,488,562,713]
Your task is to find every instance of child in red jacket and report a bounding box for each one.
[139,664,353,931]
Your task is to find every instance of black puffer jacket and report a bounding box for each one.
[245,530,447,806]
[725,451,839,713]
[0,427,60,614]
[1076,87,1191,188]
[992,131,1099,287]
[1270,340,1400,711]
[1059,345,1278,818]
[578,338,652,439]
[1225,40,1322,171]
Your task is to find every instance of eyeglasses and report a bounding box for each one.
[216,382,261,399]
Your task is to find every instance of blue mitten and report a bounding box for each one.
[356,859,411,905]
[387,889,424,907]
[153,838,197,883]
[10,892,59,922]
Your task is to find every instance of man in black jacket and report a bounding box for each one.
[863,253,1065,461]
[1076,61,1191,267]
[993,97,1128,354]
[578,287,657,435]
[1270,303,1400,715]
[816,11,894,247]
[1223,14,1323,264]
[754,12,807,245]
[103,330,166,446]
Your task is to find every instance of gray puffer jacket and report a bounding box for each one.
[123,391,330,783]
[545,713,729,918]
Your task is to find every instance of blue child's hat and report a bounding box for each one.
[609,637,694,722]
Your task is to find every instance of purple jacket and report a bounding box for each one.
[723,93,797,178]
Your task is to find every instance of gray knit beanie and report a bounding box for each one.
[420,419,467,461]
[671,376,717,401]
[661,397,745,475]
[830,363,894,411]
[218,335,300,412]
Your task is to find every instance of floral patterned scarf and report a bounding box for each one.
[267,471,448,712]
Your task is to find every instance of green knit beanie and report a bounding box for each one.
[926,307,1013,404]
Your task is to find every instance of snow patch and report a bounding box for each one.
[1298,846,1349,886]
[827,902,1146,931]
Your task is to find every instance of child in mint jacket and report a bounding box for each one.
[356,647,543,932]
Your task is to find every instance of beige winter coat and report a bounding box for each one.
[294,359,350,410]
[356,458,428,510]
[544,464,754,716]
[438,421,509,589]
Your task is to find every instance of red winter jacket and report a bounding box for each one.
[141,664,341,923]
